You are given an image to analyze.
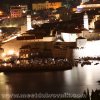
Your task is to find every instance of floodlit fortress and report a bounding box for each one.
[32,1,62,11]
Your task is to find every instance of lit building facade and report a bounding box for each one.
[32,1,62,11]
[19,45,31,65]
[10,5,28,18]
[81,0,89,4]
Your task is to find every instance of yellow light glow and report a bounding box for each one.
[0,11,3,15]
[2,53,6,57]
[16,60,20,64]
[72,8,77,12]
[8,50,14,55]
[16,53,19,56]
[3,63,7,66]
[17,34,21,36]
[0,72,4,76]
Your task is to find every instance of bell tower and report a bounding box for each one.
[27,14,32,30]
[83,13,89,30]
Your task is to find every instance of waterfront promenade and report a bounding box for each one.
[0,58,72,72]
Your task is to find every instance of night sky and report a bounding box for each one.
[0,0,65,5]
[0,0,63,4]
[0,0,31,12]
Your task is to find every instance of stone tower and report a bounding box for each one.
[83,13,89,30]
[27,15,32,30]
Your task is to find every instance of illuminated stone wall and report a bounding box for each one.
[73,40,100,59]
[1,39,54,57]
[1,38,75,61]
[81,0,89,4]
[32,1,62,11]
[77,31,100,40]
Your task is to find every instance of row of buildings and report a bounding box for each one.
[0,0,99,64]
[10,0,93,18]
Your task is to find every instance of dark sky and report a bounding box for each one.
[0,0,63,4]
[0,0,31,11]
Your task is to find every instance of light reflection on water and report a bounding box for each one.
[0,72,11,100]
[0,65,100,100]
[64,65,100,93]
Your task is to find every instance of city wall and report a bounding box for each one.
[1,38,100,61]
[73,40,100,59]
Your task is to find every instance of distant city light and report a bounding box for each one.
[0,11,3,15]
[22,10,26,13]
[0,29,2,36]
[89,29,94,33]
[8,50,14,55]
[0,29,2,33]
[1,53,6,57]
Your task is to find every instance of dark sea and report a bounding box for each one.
[0,64,100,99]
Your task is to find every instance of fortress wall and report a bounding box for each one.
[1,39,34,55]
[1,39,53,56]
[73,40,100,59]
